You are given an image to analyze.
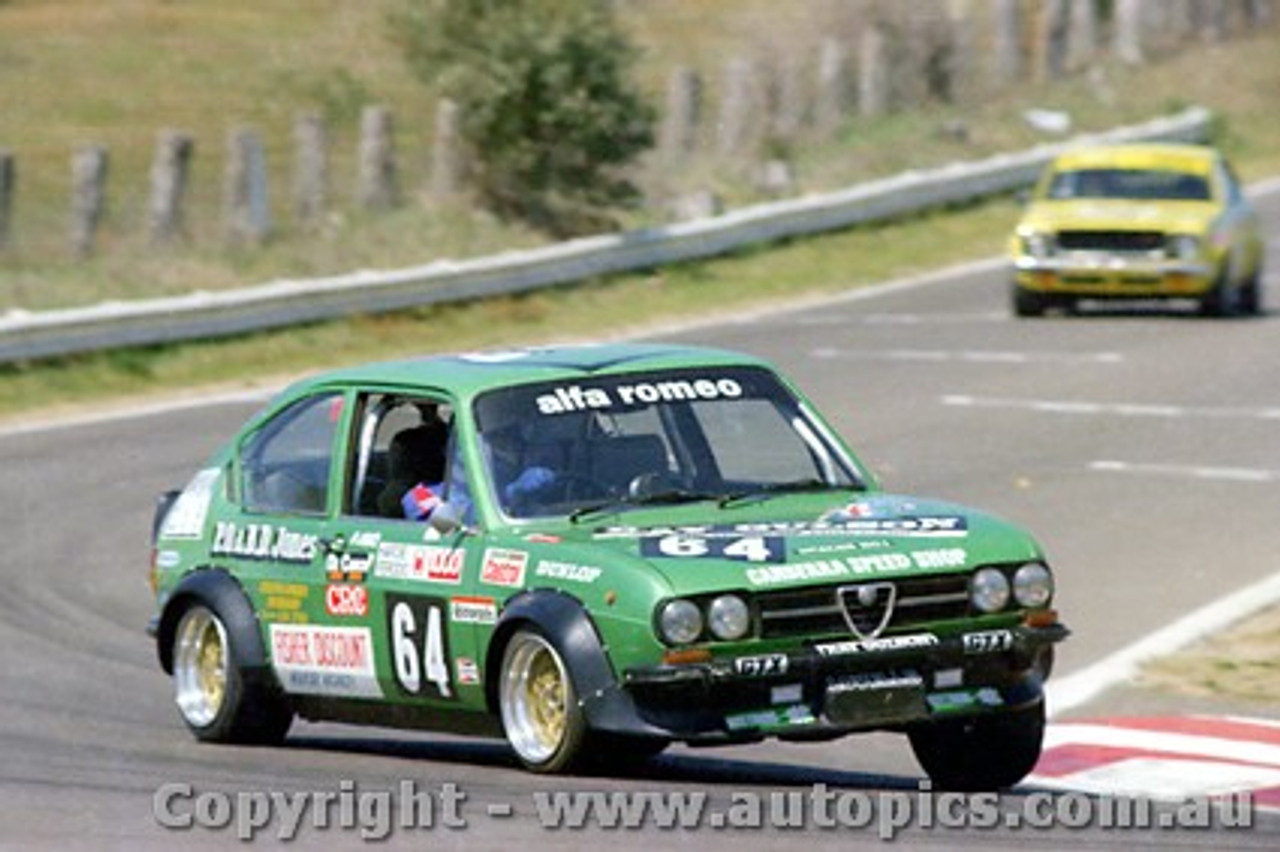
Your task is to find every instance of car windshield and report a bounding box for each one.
[472,366,865,519]
[1046,168,1210,202]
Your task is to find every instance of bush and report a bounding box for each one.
[395,0,656,236]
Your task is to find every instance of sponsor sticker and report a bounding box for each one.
[325,583,369,618]
[456,657,480,685]
[212,522,318,564]
[534,560,602,584]
[450,596,498,625]
[535,378,744,415]
[480,548,528,587]
[269,624,380,698]
[814,633,940,657]
[159,468,220,540]
[375,543,463,584]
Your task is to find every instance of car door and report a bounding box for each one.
[223,389,386,699]
[333,390,487,711]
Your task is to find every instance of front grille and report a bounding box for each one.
[1057,230,1165,253]
[757,573,970,639]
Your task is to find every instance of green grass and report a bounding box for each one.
[1,4,1279,421]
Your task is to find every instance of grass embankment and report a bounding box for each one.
[1,5,1279,427]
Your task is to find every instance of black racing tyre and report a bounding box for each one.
[498,628,592,773]
[1199,271,1236,317]
[1238,267,1263,316]
[907,700,1045,792]
[1012,286,1048,318]
[171,602,292,745]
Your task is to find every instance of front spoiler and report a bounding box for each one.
[614,622,1068,743]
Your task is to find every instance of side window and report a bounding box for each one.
[349,394,454,519]
[241,393,344,515]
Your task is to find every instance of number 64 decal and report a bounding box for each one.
[641,534,785,563]
[386,594,453,699]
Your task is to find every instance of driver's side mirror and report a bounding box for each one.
[429,501,468,536]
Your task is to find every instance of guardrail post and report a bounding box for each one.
[69,144,109,260]
[148,130,194,246]
[0,149,13,251]
[294,112,328,226]
[358,104,398,210]
[224,126,271,247]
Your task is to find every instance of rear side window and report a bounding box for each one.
[240,393,344,514]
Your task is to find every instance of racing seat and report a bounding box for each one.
[376,420,449,518]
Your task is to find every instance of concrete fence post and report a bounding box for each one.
[716,56,760,156]
[358,104,398,210]
[431,98,465,201]
[814,38,850,136]
[0,149,14,251]
[991,0,1023,84]
[69,144,109,260]
[294,112,328,225]
[858,23,891,118]
[1114,0,1147,64]
[147,130,194,246]
[1066,0,1101,72]
[660,67,702,158]
[224,126,271,247]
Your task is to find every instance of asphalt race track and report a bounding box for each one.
[2,189,1279,850]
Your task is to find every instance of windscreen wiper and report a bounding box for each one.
[718,478,852,508]
[568,488,722,523]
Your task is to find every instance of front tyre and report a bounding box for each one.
[908,700,1045,791]
[172,603,291,745]
[499,629,590,773]
[1012,285,1048,318]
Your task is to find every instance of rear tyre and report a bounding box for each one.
[1199,271,1236,317]
[172,603,292,745]
[908,700,1045,791]
[1239,268,1263,316]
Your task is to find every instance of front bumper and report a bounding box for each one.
[618,622,1068,743]
[1013,255,1213,296]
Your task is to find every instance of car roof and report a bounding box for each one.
[289,342,775,401]
[1049,143,1218,175]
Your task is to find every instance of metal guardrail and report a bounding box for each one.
[0,107,1212,363]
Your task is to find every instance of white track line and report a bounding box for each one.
[1047,568,1280,718]
[1091,460,1280,483]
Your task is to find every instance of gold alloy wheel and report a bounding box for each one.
[173,605,229,728]
[500,632,571,765]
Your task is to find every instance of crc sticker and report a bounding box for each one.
[641,534,785,563]
[269,624,380,698]
[325,583,369,618]
[962,629,1014,654]
[375,543,463,584]
[450,596,498,625]
[480,548,528,587]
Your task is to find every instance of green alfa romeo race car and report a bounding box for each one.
[148,343,1067,789]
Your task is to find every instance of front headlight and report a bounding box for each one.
[707,595,751,641]
[971,567,1011,613]
[658,599,703,645]
[1168,234,1201,260]
[1013,562,1054,608]
[1020,231,1053,259]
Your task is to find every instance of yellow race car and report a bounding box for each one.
[1009,143,1264,317]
